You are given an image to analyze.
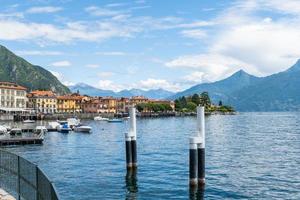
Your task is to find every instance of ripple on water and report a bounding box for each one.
[5,112,300,200]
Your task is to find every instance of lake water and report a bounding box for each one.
[4,113,300,199]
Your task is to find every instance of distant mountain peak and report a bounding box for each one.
[232,69,251,77]
[286,59,300,72]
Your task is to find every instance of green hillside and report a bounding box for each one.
[0,45,70,94]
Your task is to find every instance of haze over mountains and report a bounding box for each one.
[69,83,175,99]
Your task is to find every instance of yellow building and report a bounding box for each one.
[101,97,117,113]
[57,94,84,113]
[27,90,57,114]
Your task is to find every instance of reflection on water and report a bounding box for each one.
[4,113,300,200]
[125,169,138,200]
[189,186,204,200]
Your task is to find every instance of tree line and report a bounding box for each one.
[136,103,173,112]
[174,92,235,113]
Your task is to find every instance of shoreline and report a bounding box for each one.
[0,111,237,121]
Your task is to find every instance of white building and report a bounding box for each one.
[0,82,28,113]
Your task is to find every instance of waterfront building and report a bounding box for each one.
[57,93,84,113]
[81,96,118,113]
[0,82,27,113]
[130,96,149,106]
[102,97,117,113]
[27,90,57,114]
[117,97,130,113]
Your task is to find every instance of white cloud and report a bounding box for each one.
[139,78,181,92]
[26,6,63,14]
[180,29,206,39]
[165,0,300,83]
[96,80,124,91]
[51,60,71,67]
[106,3,127,8]
[86,64,100,68]
[50,70,74,86]
[97,72,115,78]
[16,50,63,56]
[95,51,127,56]
[182,71,206,84]
[166,54,254,81]
[85,6,124,17]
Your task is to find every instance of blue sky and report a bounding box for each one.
[1,0,300,92]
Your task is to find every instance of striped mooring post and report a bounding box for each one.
[189,106,206,186]
[125,106,137,169]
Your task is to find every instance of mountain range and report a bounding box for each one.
[1,44,300,111]
[170,60,300,111]
[69,83,175,99]
[0,45,70,94]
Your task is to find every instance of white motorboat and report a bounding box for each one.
[23,119,35,123]
[74,125,92,133]
[9,128,22,136]
[94,116,109,121]
[34,126,47,139]
[2,125,11,131]
[47,122,60,130]
[0,125,7,135]
[107,118,123,123]
[57,123,72,133]
[67,118,80,129]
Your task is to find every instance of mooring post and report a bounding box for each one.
[189,106,206,187]
[125,132,133,169]
[130,106,137,168]
[197,106,205,185]
[126,106,137,169]
[189,137,199,186]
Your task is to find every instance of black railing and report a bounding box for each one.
[0,149,59,200]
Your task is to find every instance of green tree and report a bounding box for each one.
[186,102,197,111]
[218,100,223,106]
[191,94,200,105]
[200,92,211,106]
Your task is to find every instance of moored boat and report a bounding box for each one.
[74,125,92,133]
[57,123,72,133]
[34,126,47,139]
[23,119,35,123]
[47,121,60,130]
[107,118,123,123]
[0,125,7,135]
[67,118,80,129]
[9,128,22,136]
[94,116,109,121]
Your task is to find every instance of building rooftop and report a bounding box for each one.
[0,82,27,91]
[28,90,56,97]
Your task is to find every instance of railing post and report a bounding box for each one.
[36,166,39,200]
[17,156,21,200]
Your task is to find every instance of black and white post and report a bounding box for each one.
[197,106,205,185]
[189,106,206,187]
[125,106,137,169]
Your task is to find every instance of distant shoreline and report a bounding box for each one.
[1,111,237,121]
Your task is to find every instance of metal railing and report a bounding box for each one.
[0,149,59,200]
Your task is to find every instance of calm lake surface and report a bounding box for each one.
[5,112,300,199]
